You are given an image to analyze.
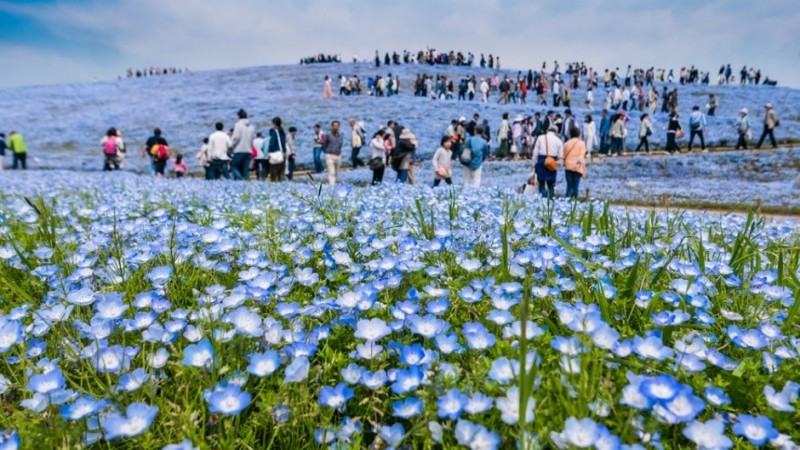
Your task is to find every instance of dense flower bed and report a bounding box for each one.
[0,172,798,449]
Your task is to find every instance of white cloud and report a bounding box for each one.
[1,0,798,87]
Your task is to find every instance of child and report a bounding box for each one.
[174,153,187,178]
[432,136,453,187]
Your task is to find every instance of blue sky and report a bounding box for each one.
[1,0,798,88]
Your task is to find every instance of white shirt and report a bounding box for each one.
[253,137,265,159]
[207,130,232,160]
[533,132,564,158]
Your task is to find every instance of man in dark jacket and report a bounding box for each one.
[323,121,343,185]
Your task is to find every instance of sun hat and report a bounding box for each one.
[514,114,524,122]
[740,108,748,114]
[765,103,772,108]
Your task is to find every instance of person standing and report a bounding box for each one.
[312,124,326,174]
[462,127,488,188]
[707,93,719,116]
[0,133,6,170]
[322,75,334,99]
[231,109,255,180]
[648,86,658,115]
[101,127,124,171]
[496,113,511,159]
[563,127,587,199]
[142,128,167,175]
[608,113,625,156]
[432,136,453,187]
[735,108,751,150]
[635,113,653,153]
[286,127,297,181]
[598,109,610,154]
[755,103,779,149]
[323,120,343,185]
[207,122,232,179]
[349,119,366,168]
[265,117,287,182]
[562,109,576,143]
[8,131,28,170]
[582,115,596,158]
[665,112,682,154]
[585,87,594,110]
[533,125,564,199]
[196,137,211,179]
[687,105,707,152]
[368,129,386,185]
[252,132,267,180]
[394,128,417,183]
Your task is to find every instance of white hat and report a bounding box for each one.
[458,116,466,122]
[765,103,773,108]
[740,108,748,114]
[514,114,524,122]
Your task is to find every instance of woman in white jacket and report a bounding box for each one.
[582,115,596,158]
[369,129,386,185]
[635,113,653,153]
[432,136,453,187]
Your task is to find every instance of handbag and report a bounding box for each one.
[675,129,685,139]
[268,131,285,164]
[368,157,384,169]
[543,135,558,172]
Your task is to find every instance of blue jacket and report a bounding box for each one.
[465,136,487,170]
[599,116,611,135]
[0,138,5,156]
[689,111,706,129]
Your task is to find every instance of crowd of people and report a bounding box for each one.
[0,131,29,170]
[125,67,188,78]
[370,49,495,68]
[300,54,342,65]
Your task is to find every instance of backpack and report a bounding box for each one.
[152,144,170,161]
[103,137,118,155]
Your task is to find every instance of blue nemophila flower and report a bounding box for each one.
[162,439,199,450]
[271,404,290,423]
[341,363,363,384]
[639,375,682,402]
[61,395,105,421]
[632,335,673,361]
[496,387,534,425]
[379,423,405,449]
[181,339,215,368]
[94,295,128,320]
[318,383,354,411]
[102,402,159,440]
[393,397,424,419]
[246,350,280,378]
[682,418,733,450]
[0,376,9,395]
[437,388,468,420]
[391,366,423,395]
[354,341,383,360]
[652,309,690,327]
[354,318,391,341]
[558,417,601,448]
[65,287,96,306]
[704,386,731,406]
[454,419,500,450]
[314,427,335,445]
[0,429,20,450]
[462,323,496,350]
[283,357,310,383]
[621,372,654,410]
[361,370,387,390]
[225,307,263,338]
[207,385,252,416]
[146,266,172,286]
[731,328,769,350]
[408,314,445,339]
[764,382,800,412]
[464,392,494,415]
[399,343,427,366]
[732,415,778,446]
[21,393,48,412]
[652,389,705,424]
[0,317,22,353]
[27,368,65,394]
[117,368,149,393]
[488,357,516,385]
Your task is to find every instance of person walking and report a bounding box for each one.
[173,154,187,178]
[207,122,232,179]
[101,127,124,171]
[735,108,751,150]
[707,93,719,116]
[394,128,417,183]
[312,124,326,174]
[462,126,488,188]
[598,109,610,154]
[687,106,707,152]
[230,109,255,180]
[635,113,653,153]
[563,127,587,199]
[323,75,334,99]
[432,136,453,187]
[323,120,344,185]
[755,103,779,149]
[7,131,28,170]
[141,128,167,175]
[349,119,366,168]
[496,113,511,159]
[252,132,267,180]
[533,125,564,199]
[265,117,287,182]
[286,127,297,181]
[665,112,682,154]
[582,115,596,158]
[608,113,625,156]
[368,129,386,185]
[0,133,6,170]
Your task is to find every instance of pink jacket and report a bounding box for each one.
[563,138,587,176]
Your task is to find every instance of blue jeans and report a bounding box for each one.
[313,147,324,173]
[397,169,408,183]
[211,159,230,180]
[565,170,581,198]
[287,157,296,181]
[150,159,157,176]
[539,180,555,199]
[231,153,252,180]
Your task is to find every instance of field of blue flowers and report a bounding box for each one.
[0,170,799,449]
[1,63,799,172]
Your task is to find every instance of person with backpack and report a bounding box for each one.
[0,133,6,170]
[735,108,751,150]
[7,131,27,170]
[432,136,453,187]
[563,127,587,199]
[533,125,564,199]
[142,128,167,176]
[264,117,287,182]
[150,138,171,176]
[349,118,366,168]
[230,109,255,180]
[755,103,779,149]
[322,120,344,185]
[207,122,232,180]
[101,127,124,171]
[635,113,653,153]
[461,126,487,188]
[687,105,707,152]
